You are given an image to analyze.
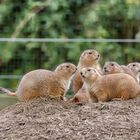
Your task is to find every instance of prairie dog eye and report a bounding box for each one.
[97,54,100,57]
[66,65,70,68]
[133,64,136,67]
[88,69,91,71]
[88,52,92,55]
[111,63,114,66]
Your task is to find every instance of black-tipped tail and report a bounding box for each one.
[0,87,16,96]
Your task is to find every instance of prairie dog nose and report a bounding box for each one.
[74,67,77,73]
[80,72,85,78]
[103,67,108,73]
[104,67,107,70]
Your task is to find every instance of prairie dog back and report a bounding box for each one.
[16,70,55,100]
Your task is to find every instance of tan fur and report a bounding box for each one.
[0,63,76,101]
[103,61,136,80]
[72,49,101,94]
[127,62,140,84]
[81,67,140,102]
[70,83,96,104]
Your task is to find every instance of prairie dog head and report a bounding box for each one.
[79,49,100,67]
[55,63,77,79]
[80,67,100,84]
[103,61,123,74]
[127,62,140,75]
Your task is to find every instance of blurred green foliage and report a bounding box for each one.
[0,0,140,89]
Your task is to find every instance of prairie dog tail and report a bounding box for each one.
[0,87,16,96]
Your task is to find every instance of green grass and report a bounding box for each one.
[0,91,73,110]
[0,94,18,110]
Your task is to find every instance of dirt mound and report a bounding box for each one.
[0,97,140,140]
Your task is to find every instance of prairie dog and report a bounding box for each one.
[70,83,94,104]
[72,49,101,94]
[80,67,140,102]
[127,62,140,84]
[103,61,136,80]
[0,63,77,101]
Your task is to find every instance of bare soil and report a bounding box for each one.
[0,97,140,140]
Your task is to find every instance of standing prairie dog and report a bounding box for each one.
[71,49,101,94]
[103,61,136,80]
[80,67,140,102]
[127,62,140,84]
[0,63,77,101]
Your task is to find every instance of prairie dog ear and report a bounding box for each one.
[94,69,101,76]
[55,65,63,71]
[81,52,86,58]
[127,63,131,68]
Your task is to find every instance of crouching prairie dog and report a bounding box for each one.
[69,84,94,104]
[80,67,140,102]
[0,63,77,101]
[71,49,101,94]
[127,62,140,84]
[103,61,136,80]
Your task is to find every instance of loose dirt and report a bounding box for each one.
[0,97,140,140]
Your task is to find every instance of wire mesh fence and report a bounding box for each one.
[0,38,140,89]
